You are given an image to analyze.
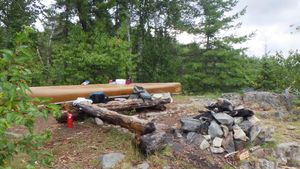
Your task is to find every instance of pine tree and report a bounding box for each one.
[183,0,250,92]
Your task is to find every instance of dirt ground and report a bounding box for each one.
[11,95,300,169]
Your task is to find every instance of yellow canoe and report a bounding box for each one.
[28,83,181,103]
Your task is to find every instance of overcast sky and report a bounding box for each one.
[41,0,300,56]
[178,0,300,56]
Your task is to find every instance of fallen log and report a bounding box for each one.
[95,98,171,111]
[57,98,171,122]
[76,103,155,135]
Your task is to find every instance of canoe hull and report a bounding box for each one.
[28,83,181,103]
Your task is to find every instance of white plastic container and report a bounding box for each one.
[115,79,126,85]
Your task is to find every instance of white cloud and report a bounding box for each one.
[177,0,300,57]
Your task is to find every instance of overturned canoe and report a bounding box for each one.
[28,83,181,103]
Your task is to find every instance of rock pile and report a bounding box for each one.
[180,98,273,154]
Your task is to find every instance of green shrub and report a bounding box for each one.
[0,27,59,168]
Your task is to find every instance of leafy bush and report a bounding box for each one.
[0,27,59,168]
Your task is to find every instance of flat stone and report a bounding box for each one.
[208,120,223,139]
[239,120,253,134]
[234,105,245,110]
[203,135,211,141]
[222,132,235,153]
[221,125,229,137]
[233,125,248,141]
[212,112,234,125]
[210,147,225,154]
[247,115,260,125]
[199,139,210,150]
[100,152,125,169]
[180,118,202,132]
[95,117,104,126]
[234,117,244,125]
[249,125,262,142]
[258,158,276,169]
[287,125,296,130]
[133,161,150,169]
[212,137,223,147]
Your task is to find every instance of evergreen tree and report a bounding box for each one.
[182,0,250,92]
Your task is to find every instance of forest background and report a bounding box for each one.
[1,0,299,94]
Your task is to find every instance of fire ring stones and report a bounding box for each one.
[178,98,272,154]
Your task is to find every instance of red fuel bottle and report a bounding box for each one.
[67,112,73,128]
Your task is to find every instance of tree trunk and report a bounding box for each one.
[57,98,171,122]
[76,103,155,135]
[95,98,171,111]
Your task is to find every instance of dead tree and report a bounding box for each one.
[76,103,155,135]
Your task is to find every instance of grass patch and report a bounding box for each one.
[261,141,277,149]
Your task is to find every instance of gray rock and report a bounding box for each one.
[100,153,125,169]
[221,124,229,137]
[186,132,196,141]
[186,132,206,146]
[259,112,269,119]
[212,137,223,147]
[274,111,285,120]
[287,125,296,130]
[174,132,183,138]
[95,117,104,126]
[221,93,243,106]
[258,159,276,169]
[180,118,202,132]
[139,131,171,154]
[239,120,254,134]
[233,125,248,141]
[247,116,260,125]
[206,98,234,112]
[210,147,225,154]
[251,148,266,158]
[234,117,244,125]
[222,132,235,153]
[212,112,234,125]
[243,91,288,111]
[238,162,253,169]
[275,142,300,166]
[133,161,150,169]
[255,127,274,145]
[192,134,207,145]
[234,105,245,110]
[208,120,223,139]
[234,139,249,151]
[249,125,262,142]
[199,139,210,150]
[203,135,211,141]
